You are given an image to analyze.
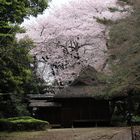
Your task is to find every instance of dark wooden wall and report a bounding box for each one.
[34,98,110,127]
[58,98,110,127]
[35,107,61,125]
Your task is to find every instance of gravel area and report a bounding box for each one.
[0,127,138,140]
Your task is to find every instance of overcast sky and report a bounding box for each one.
[44,0,71,15]
[48,0,70,8]
[23,0,71,25]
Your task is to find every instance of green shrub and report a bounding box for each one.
[132,116,140,125]
[111,115,127,126]
[0,116,49,131]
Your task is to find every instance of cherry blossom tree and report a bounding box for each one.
[18,0,131,86]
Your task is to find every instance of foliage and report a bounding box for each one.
[20,0,131,85]
[0,37,34,115]
[131,115,140,126]
[108,7,120,12]
[111,115,127,126]
[0,38,49,117]
[0,0,48,23]
[0,0,48,45]
[118,0,134,4]
[0,116,49,131]
[107,1,140,126]
[0,42,32,93]
[96,18,114,25]
[0,0,48,117]
[107,4,140,97]
[118,0,129,3]
[0,93,30,118]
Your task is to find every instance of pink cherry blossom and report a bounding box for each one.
[18,0,131,85]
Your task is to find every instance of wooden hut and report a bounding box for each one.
[28,93,62,126]
[28,66,111,127]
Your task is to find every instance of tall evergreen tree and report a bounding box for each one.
[0,0,48,117]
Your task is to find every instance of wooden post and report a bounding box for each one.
[127,92,134,140]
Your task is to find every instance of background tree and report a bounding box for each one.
[106,0,140,125]
[0,0,48,45]
[107,5,140,98]
[19,0,131,86]
[0,0,48,117]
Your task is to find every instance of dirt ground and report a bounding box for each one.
[0,127,139,140]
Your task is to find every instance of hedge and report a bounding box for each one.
[0,116,49,131]
[132,116,140,125]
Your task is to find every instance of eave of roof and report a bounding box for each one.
[28,93,54,99]
[54,85,107,99]
[29,101,61,107]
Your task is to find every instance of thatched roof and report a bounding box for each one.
[54,66,108,99]
[29,100,61,107]
[28,93,54,99]
[71,66,98,86]
[54,85,107,99]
